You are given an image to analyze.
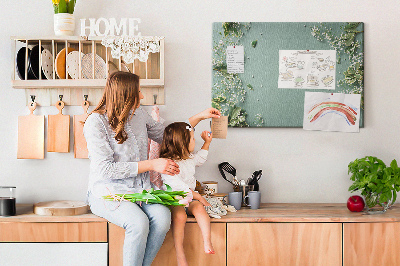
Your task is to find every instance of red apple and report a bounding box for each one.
[347,196,365,212]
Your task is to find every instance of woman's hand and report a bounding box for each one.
[189,107,222,127]
[152,158,180,175]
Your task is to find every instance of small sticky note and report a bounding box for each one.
[226,46,244,74]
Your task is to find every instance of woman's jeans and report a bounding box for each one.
[88,192,171,266]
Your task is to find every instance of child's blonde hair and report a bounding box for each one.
[91,71,140,144]
[160,122,192,160]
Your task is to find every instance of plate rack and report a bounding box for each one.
[11,36,165,106]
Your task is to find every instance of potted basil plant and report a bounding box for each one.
[348,156,400,214]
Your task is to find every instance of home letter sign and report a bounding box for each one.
[80,18,141,37]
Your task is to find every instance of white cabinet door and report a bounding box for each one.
[0,243,107,266]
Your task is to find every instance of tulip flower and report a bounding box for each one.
[103,184,190,207]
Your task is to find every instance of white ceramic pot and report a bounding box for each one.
[203,181,218,196]
[54,13,75,36]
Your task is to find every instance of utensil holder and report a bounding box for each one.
[234,185,254,207]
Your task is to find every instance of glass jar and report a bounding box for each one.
[0,186,16,216]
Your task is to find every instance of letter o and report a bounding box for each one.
[95,18,110,36]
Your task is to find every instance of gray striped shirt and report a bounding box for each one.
[83,107,165,198]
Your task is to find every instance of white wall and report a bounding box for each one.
[1,0,399,204]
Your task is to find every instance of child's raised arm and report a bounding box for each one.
[200,131,212,151]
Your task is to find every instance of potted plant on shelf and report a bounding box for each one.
[348,156,400,214]
[52,0,77,36]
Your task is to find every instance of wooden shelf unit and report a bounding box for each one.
[11,36,165,106]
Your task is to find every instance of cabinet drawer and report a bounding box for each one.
[0,243,107,266]
[228,223,342,266]
[0,222,107,242]
[343,223,400,266]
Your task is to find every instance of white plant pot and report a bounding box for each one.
[54,13,75,36]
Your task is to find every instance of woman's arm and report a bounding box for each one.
[188,108,221,127]
[84,114,179,180]
[138,158,179,175]
[191,190,211,206]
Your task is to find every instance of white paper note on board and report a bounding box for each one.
[303,92,361,133]
[278,50,336,89]
[226,46,244,74]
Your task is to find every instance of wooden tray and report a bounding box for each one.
[33,201,88,216]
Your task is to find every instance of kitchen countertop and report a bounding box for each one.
[2,203,400,223]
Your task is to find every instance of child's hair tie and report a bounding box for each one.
[186,125,192,132]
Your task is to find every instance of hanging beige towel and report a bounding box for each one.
[148,105,163,189]
[17,102,44,159]
[47,100,70,153]
[74,100,89,158]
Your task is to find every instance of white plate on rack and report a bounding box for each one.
[66,51,84,79]
[81,53,107,79]
[41,49,54,80]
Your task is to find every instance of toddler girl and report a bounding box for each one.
[160,122,214,266]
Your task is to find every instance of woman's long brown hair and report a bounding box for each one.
[91,71,140,144]
[160,122,192,160]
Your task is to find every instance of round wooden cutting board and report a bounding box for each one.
[33,201,88,216]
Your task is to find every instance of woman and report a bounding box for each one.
[84,71,221,266]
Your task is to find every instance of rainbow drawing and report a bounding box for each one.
[307,102,358,125]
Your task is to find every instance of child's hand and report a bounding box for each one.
[201,131,212,143]
[201,198,212,207]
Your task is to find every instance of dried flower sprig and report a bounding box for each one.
[102,184,191,206]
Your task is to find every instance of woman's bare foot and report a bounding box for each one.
[204,242,215,254]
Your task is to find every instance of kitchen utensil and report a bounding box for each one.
[16,47,36,80]
[55,47,77,79]
[108,60,131,74]
[34,201,88,216]
[234,184,254,207]
[41,49,54,79]
[74,99,89,158]
[81,53,107,79]
[218,162,238,185]
[29,45,46,79]
[17,102,44,159]
[0,186,16,216]
[67,51,84,79]
[227,192,242,210]
[244,191,261,209]
[47,100,70,152]
[248,170,262,191]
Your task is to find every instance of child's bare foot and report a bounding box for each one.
[177,253,188,266]
[204,242,215,254]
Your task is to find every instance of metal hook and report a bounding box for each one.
[84,95,88,102]
[59,95,63,101]
[153,94,157,105]
[30,95,36,103]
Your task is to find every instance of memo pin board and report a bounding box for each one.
[211,22,364,128]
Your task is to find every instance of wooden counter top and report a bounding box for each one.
[2,203,400,223]
[0,204,106,223]
[207,203,400,223]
